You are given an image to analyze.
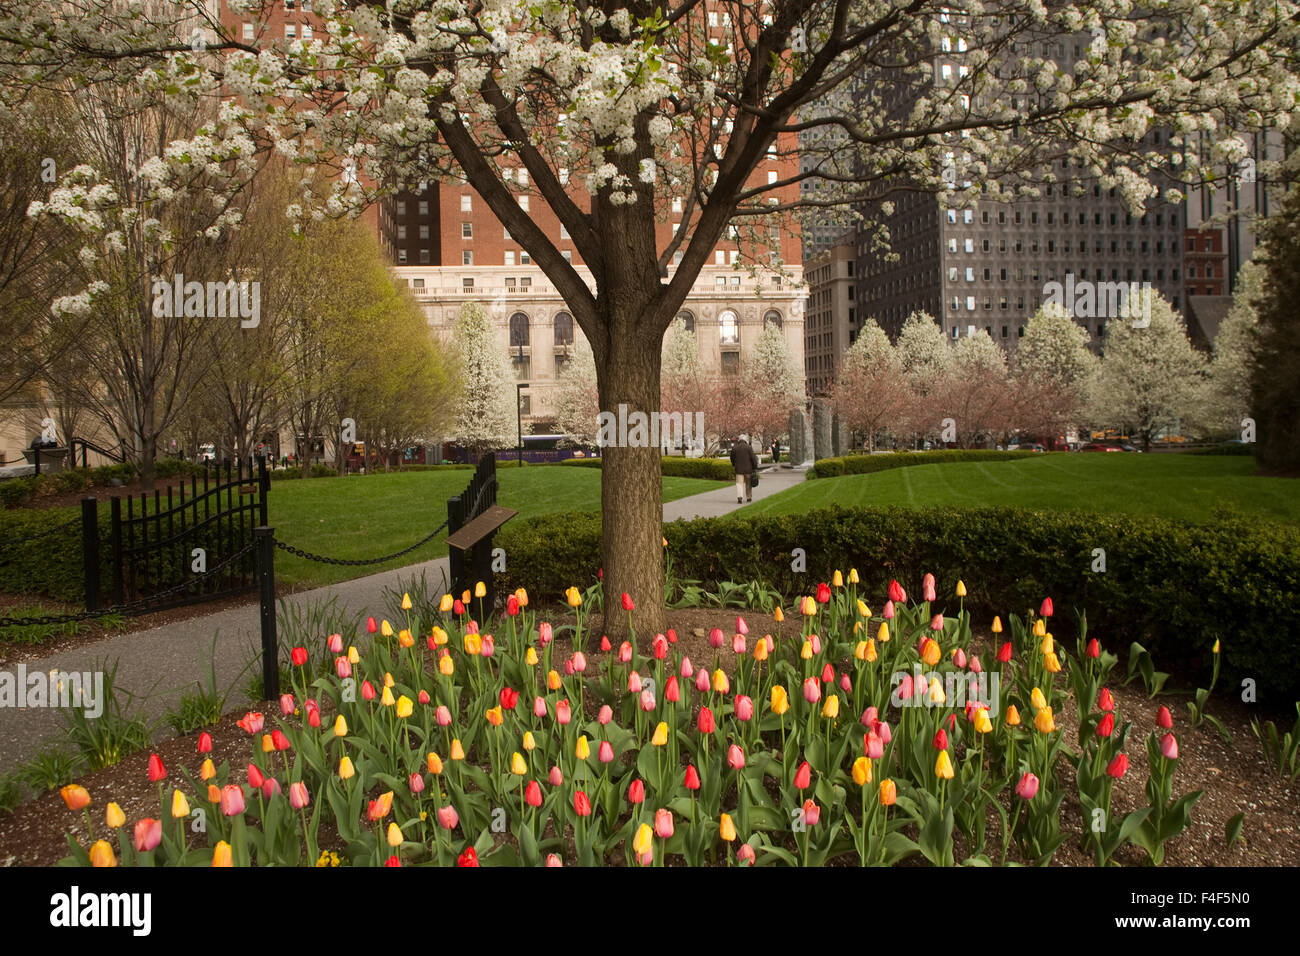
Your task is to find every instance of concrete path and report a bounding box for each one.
[0,464,807,773]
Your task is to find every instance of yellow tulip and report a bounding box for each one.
[633,822,654,856]
[212,841,233,867]
[822,694,839,719]
[381,619,394,638]
[475,581,487,598]
[431,625,448,645]
[854,640,869,661]
[1040,633,1054,655]
[172,789,190,818]
[384,671,395,688]
[200,758,216,781]
[485,705,503,727]
[1005,705,1021,727]
[956,580,966,597]
[348,645,360,664]
[464,632,482,655]
[770,685,790,715]
[525,646,539,666]
[401,592,413,610]
[1033,618,1047,638]
[387,822,403,847]
[105,802,125,829]
[89,840,117,868]
[1035,706,1056,734]
[547,669,562,691]
[851,756,873,786]
[381,686,396,707]
[1212,638,1221,654]
[928,677,946,705]
[921,638,941,667]
[1030,687,1047,712]
[1044,651,1061,674]
[515,588,529,607]
[334,714,348,737]
[712,669,729,693]
[719,813,737,842]
[800,640,813,660]
[833,570,844,587]
[652,721,669,746]
[662,536,668,547]
[566,586,582,607]
[396,695,414,718]
[857,599,870,618]
[973,708,993,734]
[864,639,878,662]
[511,752,528,775]
[753,639,769,662]
[801,596,817,616]
[523,731,536,751]
[773,606,784,623]
[848,568,860,584]
[935,750,955,779]
[853,621,863,635]
[576,735,590,760]
[877,621,890,643]
[339,756,356,779]
[991,616,1002,634]
[427,752,443,774]
[399,629,415,648]
[451,739,466,761]
[439,654,454,676]
[439,593,454,613]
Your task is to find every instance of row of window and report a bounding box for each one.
[945,265,1181,283]
[241,22,314,40]
[947,292,1183,313]
[945,236,1179,255]
[945,207,1179,228]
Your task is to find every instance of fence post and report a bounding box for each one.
[255,526,279,699]
[33,445,40,476]
[109,496,124,606]
[447,494,464,596]
[82,497,100,612]
[257,454,269,526]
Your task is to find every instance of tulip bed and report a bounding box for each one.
[58,576,1203,867]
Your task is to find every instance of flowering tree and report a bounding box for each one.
[930,331,1010,448]
[831,319,908,452]
[742,322,802,441]
[5,1,1296,632]
[452,301,520,453]
[1208,259,1263,435]
[553,332,600,446]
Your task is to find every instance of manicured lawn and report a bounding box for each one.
[269,467,725,588]
[740,453,1299,525]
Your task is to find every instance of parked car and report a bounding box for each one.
[1080,442,1123,452]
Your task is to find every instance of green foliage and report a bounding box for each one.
[1187,443,1254,456]
[498,505,1300,699]
[808,449,1041,479]
[1250,703,1300,781]
[560,456,735,480]
[15,745,87,793]
[60,660,157,770]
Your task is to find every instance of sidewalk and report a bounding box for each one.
[0,465,807,773]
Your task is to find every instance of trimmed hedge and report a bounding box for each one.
[560,456,735,480]
[496,505,1300,701]
[1187,443,1255,457]
[0,463,139,509]
[808,449,1044,479]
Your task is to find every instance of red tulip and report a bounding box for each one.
[888,579,905,603]
[237,711,264,735]
[525,780,543,807]
[1106,753,1129,779]
[667,628,678,643]
[1086,638,1100,658]
[1015,772,1039,800]
[417,690,430,705]
[599,634,611,652]
[506,594,520,616]
[816,582,831,604]
[366,616,378,633]
[697,706,714,734]
[305,698,321,727]
[621,592,635,611]
[1039,597,1053,618]
[452,599,464,615]
[289,781,310,809]
[291,647,308,667]
[197,732,212,754]
[133,818,162,852]
[652,634,669,659]
[933,729,948,750]
[727,744,745,769]
[684,765,701,790]
[1096,713,1115,738]
[147,753,167,782]
[499,687,519,710]
[794,761,812,790]
[997,642,1013,663]
[628,779,645,804]
[361,680,376,701]
[457,847,479,867]
[384,855,401,867]
[666,675,681,703]
[821,662,835,684]
[1098,687,1115,712]
[574,790,592,816]
[247,763,264,788]
[271,729,291,752]
[1160,733,1179,759]
[1157,706,1173,729]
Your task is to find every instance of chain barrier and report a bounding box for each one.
[1,513,82,552]
[272,519,450,567]
[0,540,258,628]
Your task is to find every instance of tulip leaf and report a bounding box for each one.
[1225,811,1245,848]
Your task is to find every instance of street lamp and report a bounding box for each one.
[516,382,528,468]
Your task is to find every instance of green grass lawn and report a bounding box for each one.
[740,453,1299,525]
[269,467,726,589]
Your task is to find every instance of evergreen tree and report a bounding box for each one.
[1251,185,1300,470]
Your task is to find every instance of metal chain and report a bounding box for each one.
[1,513,82,550]
[0,540,258,628]
[272,518,450,567]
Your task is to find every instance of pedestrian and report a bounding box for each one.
[771,438,780,465]
[729,433,759,504]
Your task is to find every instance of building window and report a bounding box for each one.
[302,24,312,40]
[396,225,407,240]
[462,251,473,265]
[677,310,695,333]
[504,251,515,266]
[411,278,425,290]
[519,196,529,211]
[509,312,530,348]
[554,312,574,346]
[764,310,783,328]
[520,251,531,265]
[419,249,430,264]
[285,24,296,38]
[460,194,472,211]
[242,22,254,39]
[719,310,739,344]
[396,201,406,215]
[721,352,739,376]
[418,201,429,216]
[397,250,407,263]
[462,277,473,291]
[419,225,430,240]
[462,222,472,238]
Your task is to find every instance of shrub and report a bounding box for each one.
[497,505,1300,700]
[560,456,734,480]
[1187,444,1255,457]
[808,449,1043,479]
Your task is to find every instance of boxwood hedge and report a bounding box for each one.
[496,505,1300,701]
[809,449,1043,479]
[560,456,735,480]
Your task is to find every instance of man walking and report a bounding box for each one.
[730,433,759,503]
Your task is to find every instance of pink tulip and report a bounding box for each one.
[654,808,674,839]
[280,693,295,716]
[810,633,822,654]
[466,620,478,634]
[564,659,575,676]
[556,699,572,725]
[335,656,351,679]
[598,740,614,763]
[289,781,310,809]
[481,635,495,657]
[861,706,878,727]
[598,704,613,725]
[549,765,564,786]
[898,674,913,699]
[409,772,425,794]
[437,805,459,830]
[865,732,884,759]
[735,695,754,721]
[546,853,563,867]
[803,677,821,703]
[930,613,944,631]
[361,680,375,701]
[737,843,756,866]
[618,642,633,664]
[709,627,725,648]
[840,673,852,694]
[538,621,553,646]
[133,818,162,852]
[436,705,452,726]
[727,744,745,769]
[680,656,693,678]
[1015,772,1039,800]
[573,651,587,673]
[640,689,656,711]
[883,600,895,620]
[953,648,967,669]
[220,785,246,816]
[261,778,281,800]
[736,615,749,635]
[327,633,343,654]
[695,669,710,693]
[1160,733,1179,760]
[877,721,892,744]
[652,634,669,659]
[732,633,746,654]
[628,671,642,694]
[969,655,982,674]
[922,573,936,602]
[802,799,821,826]
[533,697,548,719]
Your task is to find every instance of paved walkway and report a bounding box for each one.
[0,464,808,773]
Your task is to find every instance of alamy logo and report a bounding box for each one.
[596,403,704,455]
[0,665,103,718]
[50,887,151,936]
[151,273,260,328]
[1043,273,1152,329]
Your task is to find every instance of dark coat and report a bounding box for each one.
[730,440,759,475]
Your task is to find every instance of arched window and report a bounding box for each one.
[676,310,695,333]
[553,311,574,346]
[509,312,530,347]
[764,309,783,328]
[718,309,739,345]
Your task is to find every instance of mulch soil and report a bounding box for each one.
[1,606,1295,866]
